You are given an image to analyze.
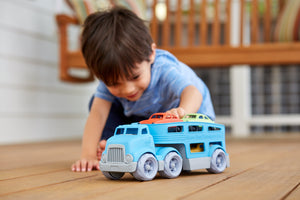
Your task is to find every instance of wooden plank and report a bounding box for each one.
[0,170,99,196]
[9,0,55,13]
[200,0,207,45]
[0,162,72,181]
[162,0,170,47]
[183,146,300,200]
[0,87,90,113]
[175,0,182,47]
[212,0,220,45]
[0,29,57,64]
[64,41,300,68]
[92,141,300,200]
[0,1,56,39]
[0,137,300,199]
[150,0,158,44]
[0,58,96,93]
[0,0,96,146]
[285,183,300,200]
[240,0,244,45]
[0,172,131,200]
[2,139,299,199]
[0,141,81,169]
[164,43,300,66]
[0,118,86,145]
[188,0,195,46]
[264,0,271,42]
[67,51,87,68]
[225,0,231,45]
[251,0,259,43]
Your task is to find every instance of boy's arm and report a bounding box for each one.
[167,85,202,118]
[72,97,112,172]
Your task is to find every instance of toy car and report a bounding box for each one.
[140,112,183,124]
[182,113,214,123]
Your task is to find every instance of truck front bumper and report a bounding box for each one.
[100,162,137,173]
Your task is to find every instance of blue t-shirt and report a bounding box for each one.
[94,49,215,120]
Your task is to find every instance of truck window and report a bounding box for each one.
[209,142,222,147]
[188,125,203,132]
[152,114,163,119]
[190,143,204,153]
[115,128,124,135]
[168,126,183,133]
[208,126,221,131]
[126,128,138,135]
[142,128,148,134]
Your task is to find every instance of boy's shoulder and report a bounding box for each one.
[155,49,177,60]
[154,49,190,71]
[154,49,180,68]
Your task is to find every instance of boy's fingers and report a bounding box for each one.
[87,161,94,171]
[74,160,82,172]
[99,140,106,149]
[72,159,100,172]
[177,107,186,118]
[80,160,88,172]
[166,109,177,116]
[166,107,186,118]
[94,160,100,170]
[86,160,100,171]
[74,160,86,172]
[71,163,76,171]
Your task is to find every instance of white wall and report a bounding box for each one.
[0,0,97,144]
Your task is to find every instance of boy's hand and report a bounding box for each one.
[71,140,106,172]
[167,107,186,118]
[71,158,99,172]
[97,140,106,161]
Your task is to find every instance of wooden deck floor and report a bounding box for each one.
[1,136,300,200]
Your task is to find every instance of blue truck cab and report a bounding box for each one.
[100,123,155,175]
[100,121,230,181]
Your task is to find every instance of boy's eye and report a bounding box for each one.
[106,82,119,87]
[132,75,140,80]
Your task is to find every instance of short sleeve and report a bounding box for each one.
[94,81,115,102]
[161,65,193,98]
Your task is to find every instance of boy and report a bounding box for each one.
[72,7,215,172]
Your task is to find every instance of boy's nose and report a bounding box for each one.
[121,82,135,95]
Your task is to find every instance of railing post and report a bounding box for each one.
[230,0,251,137]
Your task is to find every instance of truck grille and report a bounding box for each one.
[107,147,124,162]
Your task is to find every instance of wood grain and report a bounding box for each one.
[0,137,299,199]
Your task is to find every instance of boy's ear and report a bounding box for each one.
[149,43,156,64]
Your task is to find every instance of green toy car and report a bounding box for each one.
[182,113,214,123]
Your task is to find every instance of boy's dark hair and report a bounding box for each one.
[81,7,153,85]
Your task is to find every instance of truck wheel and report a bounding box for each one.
[102,171,124,180]
[132,153,158,181]
[207,149,226,173]
[159,152,182,178]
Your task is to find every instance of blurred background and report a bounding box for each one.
[0,0,299,144]
[0,0,97,144]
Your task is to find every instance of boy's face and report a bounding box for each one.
[106,60,152,102]
[106,44,156,101]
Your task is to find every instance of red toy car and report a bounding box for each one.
[140,113,183,124]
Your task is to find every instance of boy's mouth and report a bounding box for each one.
[126,91,139,100]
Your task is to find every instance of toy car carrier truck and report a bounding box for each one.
[100,121,230,181]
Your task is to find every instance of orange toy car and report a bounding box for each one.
[140,113,183,124]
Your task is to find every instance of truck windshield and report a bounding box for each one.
[126,128,138,135]
[186,115,196,119]
[152,114,163,119]
[115,128,125,135]
[142,128,148,134]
